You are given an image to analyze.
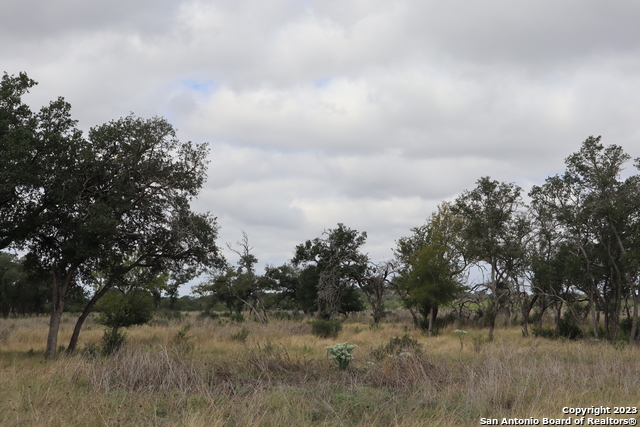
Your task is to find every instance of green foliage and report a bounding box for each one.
[292,223,368,319]
[96,289,155,330]
[0,252,50,317]
[371,334,422,361]
[325,342,358,370]
[531,313,583,340]
[529,137,640,343]
[311,319,343,339]
[101,328,126,355]
[230,327,250,342]
[394,203,467,331]
[2,72,224,359]
[82,342,101,359]
[171,324,194,356]
[403,245,462,309]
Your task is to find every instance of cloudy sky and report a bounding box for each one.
[3,1,640,290]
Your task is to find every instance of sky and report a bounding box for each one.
[3,1,640,293]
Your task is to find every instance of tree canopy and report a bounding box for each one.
[1,72,223,358]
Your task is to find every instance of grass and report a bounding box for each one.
[1,313,639,426]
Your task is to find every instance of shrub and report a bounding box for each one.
[101,328,126,355]
[531,315,583,340]
[271,310,292,321]
[171,323,194,356]
[156,309,184,321]
[325,342,358,370]
[82,342,101,359]
[230,326,250,342]
[311,319,342,339]
[371,334,422,361]
[230,313,245,323]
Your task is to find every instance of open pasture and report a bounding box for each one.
[1,313,639,426]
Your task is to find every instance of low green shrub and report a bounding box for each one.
[101,328,126,355]
[230,326,250,342]
[311,319,342,339]
[172,323,194,355]
[371,334,421,361]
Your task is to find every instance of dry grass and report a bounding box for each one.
[1,314,640,426]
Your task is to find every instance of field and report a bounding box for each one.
[1,312,639,426]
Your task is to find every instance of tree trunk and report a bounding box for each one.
[427,306,436,337]
[590,285,599,341]
[554,299,563,338]
[488,264,497,341]
[521,294,538,338]
[407,307,420,328]
[45,268,74,360]
[67,282,115,354]
[630,287,638,345]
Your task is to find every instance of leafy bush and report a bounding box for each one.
[311,319,342,339]
[619,316,633,339]
[230,326,250,342]
[101,328,126,355]
[531,314,583,340]
[230,313,245,323]
[96,289,155,330]
[156,309,184,321]
[171,323,194,356]
[558,315,583,339]
[325,342,358,370]
[371,334,421,361]
[271,310,292,321]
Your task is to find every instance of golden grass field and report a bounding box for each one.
[1,312,639,426]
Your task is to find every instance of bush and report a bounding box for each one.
[230,326,250,342]
[101,328,126,355]
[271,310,292,321]
[171,324,194,356]
[311,319,342,339]
[619,316,633,339]
[230,313,245,323]
[156,309,184,321]
[371,334,422,361]
[531,314,583,340]
[558,315,583,340]
[82,342,101,359]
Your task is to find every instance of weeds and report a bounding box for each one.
[325,342,357,370]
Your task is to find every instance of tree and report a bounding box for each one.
[452,178,528,340]
[195,232,268,323]
[260,263,305,311]
[0,72,84,251]
[354,261,393,328]
[1,73,223,358]
[529,137,640,343]
[0,252,50,317]
[394,203,468,334]
[63,115,224,354]
[96,285,156,355]
[292,224,366,319]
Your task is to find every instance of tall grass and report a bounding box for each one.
[1,314,639,426]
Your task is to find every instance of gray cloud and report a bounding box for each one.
[4,0,640,290]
